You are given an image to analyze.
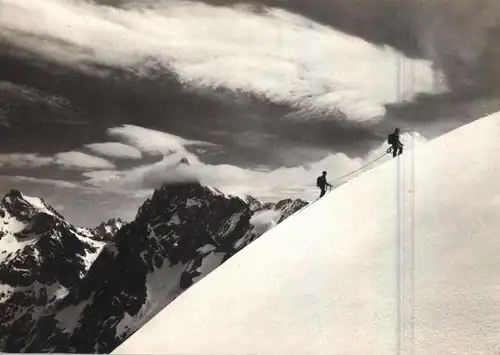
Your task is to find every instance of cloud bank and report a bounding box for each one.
[54,151,116,170]
[108,125,215,155]
[0,153,54,168]
[1,123,429,226]
[0,0,438,123]
[197,0,500,96]
[79,125,428,202]
[85,142,143,160]
[0,151,115,171]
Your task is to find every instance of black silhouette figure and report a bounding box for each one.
[388,128,404,158]
[316,171,332,199]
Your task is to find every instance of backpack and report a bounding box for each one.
[316,176,321,187]
[387,133,395,145]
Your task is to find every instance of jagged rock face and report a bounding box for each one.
[0,183,307,353]
[75,218,125,242]
[0,190,105,351]
[268,198,309,223]
[1,189,64,223]
[91,218,125,241]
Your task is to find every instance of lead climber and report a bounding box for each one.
[387,128,404,158]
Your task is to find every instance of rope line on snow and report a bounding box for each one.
[291,150,392,218]
[327,151,391,187]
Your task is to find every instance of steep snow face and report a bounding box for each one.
[113,111,500,355]
[0,190,106,351]
[10,183,306,354]
[22,196,56,217]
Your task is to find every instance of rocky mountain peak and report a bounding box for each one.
[1,189,64,222]
[92,218,125,241]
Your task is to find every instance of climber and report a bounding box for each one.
[316,171,332,199]
[387,128,404,158]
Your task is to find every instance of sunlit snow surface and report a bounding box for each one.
[22,195,56,217]
[114,111,500,355]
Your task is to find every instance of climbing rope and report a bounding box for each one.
[327,151,391,187]
[290,150,392,218]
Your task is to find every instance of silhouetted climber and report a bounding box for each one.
[388,128,404,158]
[316,171,332,199]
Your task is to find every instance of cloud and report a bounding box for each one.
[0,80,85,128]
[0,0,438,123]
[82,150,193,190]
[81,129,428,202]
[198,0,500,96]
[85,142,143,159]
[54,151,116,170]
[408,0,500,95]
[0,123,428,206]
[0,153,54,168]
[0,151,114,171]
[107,124,215,155]
[0,128,428,227]
[0,175,83,189]
[0,81,72,108]
[250,209,281,234]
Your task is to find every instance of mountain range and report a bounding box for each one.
[0,182,307,353]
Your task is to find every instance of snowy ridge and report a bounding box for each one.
[76,227,95,239]
[22,195,56,217]
[113,111,500,355]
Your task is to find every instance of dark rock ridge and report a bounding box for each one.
[0,189,106,351]
[0,183,307,353]
[84,218,126,242]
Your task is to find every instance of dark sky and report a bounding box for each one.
[1,0,499,226]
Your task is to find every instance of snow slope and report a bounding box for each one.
[113,111,500,355]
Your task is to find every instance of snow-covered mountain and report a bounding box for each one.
[0,183,306,353]
[113,111,500,355]
[0,189,106,349]
[93,218,125,241]
[76,218,126,242]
